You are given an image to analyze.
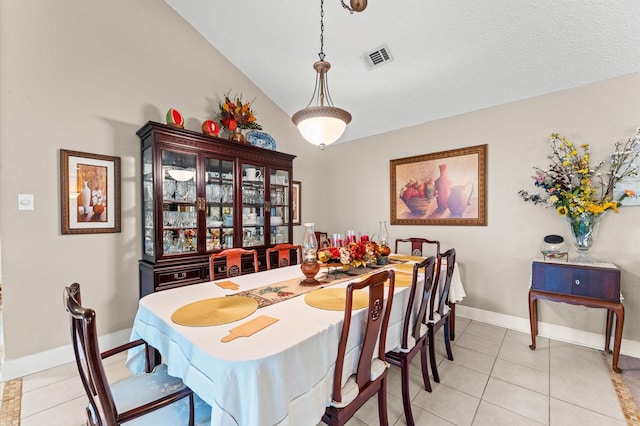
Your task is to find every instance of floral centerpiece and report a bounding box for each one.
[519,130,639,258]
[215,93,262,142]
[317,241,381,269]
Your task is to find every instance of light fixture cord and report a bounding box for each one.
[319,0,325,61]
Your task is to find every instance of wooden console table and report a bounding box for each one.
[528,260,624,373]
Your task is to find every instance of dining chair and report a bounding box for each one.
[265,243,301,269]
[427,248,456,383]
[395,237,440,258]
[322,270,396,426]
[63,283,211,426]
[209,248,259,278]
[386,256,437,426]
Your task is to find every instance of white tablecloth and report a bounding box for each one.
[127,262,465,426]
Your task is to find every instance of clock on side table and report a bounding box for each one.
[529,259,624,373]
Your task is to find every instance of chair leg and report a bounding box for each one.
[420,341,432,392]
[428,331,440,383]
[399,358,415,426]
[444,320,454,361]
[377,378,389,426]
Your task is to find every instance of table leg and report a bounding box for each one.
[605,309,613,353]
[611,304,624,374]
[449,302,456,340]
[528,291,538,350]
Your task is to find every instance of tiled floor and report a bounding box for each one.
[3,318,627,425]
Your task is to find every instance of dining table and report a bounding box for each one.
[127,258,465,426]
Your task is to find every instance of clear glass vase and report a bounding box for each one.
[377,220,389,247]
[302,223,318,262]
[566,214,602,262]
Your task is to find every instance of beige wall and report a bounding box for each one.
[323,73,640,338]
[0,0,638,377]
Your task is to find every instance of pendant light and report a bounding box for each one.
[292,0,353,150]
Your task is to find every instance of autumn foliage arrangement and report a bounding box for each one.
[216,93,263,131]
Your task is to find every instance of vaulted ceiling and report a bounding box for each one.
[166,0,640,143]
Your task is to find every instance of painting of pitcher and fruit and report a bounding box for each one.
[390,145,487,226]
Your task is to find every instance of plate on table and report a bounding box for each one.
[246,131,277,150]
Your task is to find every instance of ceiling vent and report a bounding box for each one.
[362,44,394,70]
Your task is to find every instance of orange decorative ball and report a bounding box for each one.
[379,245,391,256]
[202,120,220,136]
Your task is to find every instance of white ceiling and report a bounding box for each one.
[166,0,640,144]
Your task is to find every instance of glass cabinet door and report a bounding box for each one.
[205,157,234,251]
[241,163,265,248]
[270,169,290,244]
[143,147,154,256]
[161,150,197,255]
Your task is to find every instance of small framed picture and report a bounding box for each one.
[60,149,121,234]
[292,181,301,226]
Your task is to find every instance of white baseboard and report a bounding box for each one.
[456,305,640,358]
[2,305,639,381]
[0,328,132,382]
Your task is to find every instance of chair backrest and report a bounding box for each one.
[332,270,395,404]
[399,256,437,349]
[429,248,456,320]
[395,237,440,258]
[265,244,302,269]
[64,283,119,425]
[209,248,259,278]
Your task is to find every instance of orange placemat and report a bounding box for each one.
[304,288,368,311]
[221,315,279,342]
[391,273,413,287]
[389,254,426,262]
[171,295,258,326]
[394,263,417,274]
[215,280,240,290]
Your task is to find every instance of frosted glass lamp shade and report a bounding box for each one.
[292,106,351,148]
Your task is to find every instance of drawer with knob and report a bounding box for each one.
[531,261,620,302]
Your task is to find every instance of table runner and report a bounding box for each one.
[232,263,397,308]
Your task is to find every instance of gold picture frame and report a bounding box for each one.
[61,149,121,234]
[390,144,487,226]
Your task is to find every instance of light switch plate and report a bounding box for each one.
[18,194,34,210]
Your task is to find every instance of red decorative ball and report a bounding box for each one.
[202,120,220,136]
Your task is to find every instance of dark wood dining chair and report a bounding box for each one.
[209,248,259,278]
[395,237,440,258]
[322,270,396,426]
[63,283,211,426]
[386,256,437,426]
[265,243,302,269]
[428,248,456,383]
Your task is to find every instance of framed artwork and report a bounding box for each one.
[292,181,301,225]
[390,144,487,226]
[60,149,121,234]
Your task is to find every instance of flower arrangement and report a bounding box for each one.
[519,130,639,219]
[216,93,263,131]
[317,241,379,269]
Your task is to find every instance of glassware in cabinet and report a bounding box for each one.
[241,163,265,247]
[142,147,154,256]
[269,169,290,244]
[205,157,233,251]
[161,150,198,255]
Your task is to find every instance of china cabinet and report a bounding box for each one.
[137,121,295,297]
